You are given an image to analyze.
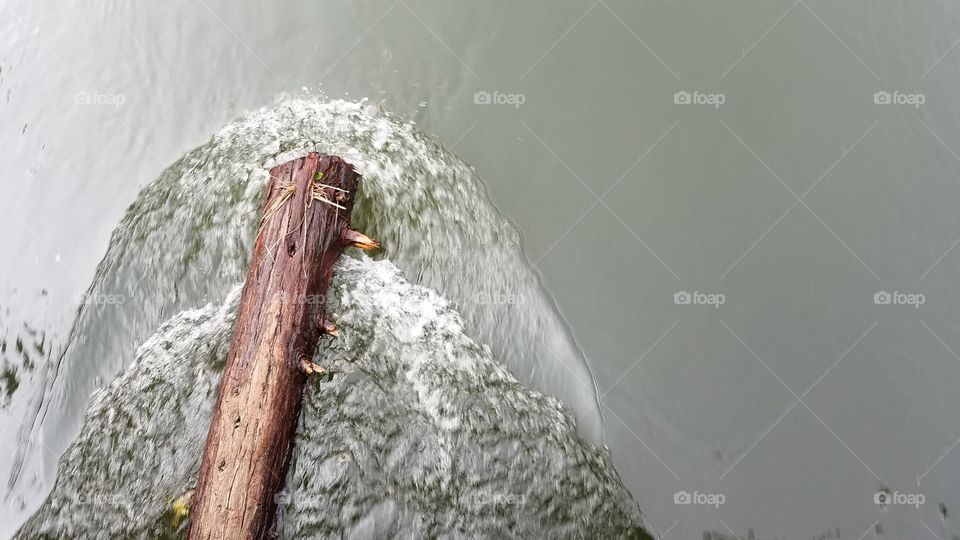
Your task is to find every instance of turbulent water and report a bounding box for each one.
[6,98,627,536]
[16,257,650,538]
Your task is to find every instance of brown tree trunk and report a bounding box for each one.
[187,153,369,539]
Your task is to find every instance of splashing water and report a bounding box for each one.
[4,98,610,534]
[16,257,650,538]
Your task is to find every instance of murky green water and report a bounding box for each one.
[3,1,960,538]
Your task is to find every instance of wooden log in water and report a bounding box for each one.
[187,153,374,539]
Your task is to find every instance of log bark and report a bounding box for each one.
[188,153,364,539]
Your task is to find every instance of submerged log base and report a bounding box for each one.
[187,153,369,540]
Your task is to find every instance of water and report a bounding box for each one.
[4,1,960,539]
[15,258,649,538]
[2,98,609,536]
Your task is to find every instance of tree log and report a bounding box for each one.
[188,153,368,539]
